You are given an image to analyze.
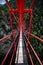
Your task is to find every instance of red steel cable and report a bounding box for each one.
[1,33,19,65]
[31,33,43,43]
[1,41,14,65]
[6,0,20,25]
[0,33,12,42]
[5,0,12,9]
[9,32,20,65]
[24,35,43,65]
[9,44,16,65]
[22,0,34,41]
[5,0,18,22]
[30,0,35,9]
[9,13,13,29]
[22,0,35,22]
[28,10,32,41]
[26,43,34,65]
[9,39,17,65]
[25,40,34,65]
[9,12,15,42]
[9,49,14,65]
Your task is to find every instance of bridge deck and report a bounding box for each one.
[15,30,28,65]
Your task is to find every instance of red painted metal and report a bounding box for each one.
[5,0,12,9]
[9,49,15,65]
[30,0,35,9]
[25,40,34,65]
[1,33,19,65]
[28,10,32,41]
[0,0,43,65]
[24,34,43,65]
[31,33,43,43]
[0,33,12,42]
[16,0,25,13]
[9,40,17,65]
[5,0,17,21]
[9,12,14,41]
[1,41,14,65]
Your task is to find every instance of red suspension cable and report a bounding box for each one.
[9,49,14,65]
[9,43,16,65]
[9,12,15,42]
[28,10,32,41]
[25,40,34,65]
[31,33,43,43]
[9,32,20,65]
[0,33,12,42]
[30,0,35,9]
[24,35,43,65]
[1,33,19,65]
[1,42,14,65]
[5,0,18,21]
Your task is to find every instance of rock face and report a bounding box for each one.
[0,16,18,56]
[0,16,18,64]
[0,20,11,55]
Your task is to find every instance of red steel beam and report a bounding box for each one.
[8,9,18,22]
[9,9,18,13]
[24,9,32,13]
[16,0,25,13]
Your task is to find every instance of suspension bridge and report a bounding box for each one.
[0,0,43,65]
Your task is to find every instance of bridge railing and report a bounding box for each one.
[0,32,20,65]
[23,33,43,65]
